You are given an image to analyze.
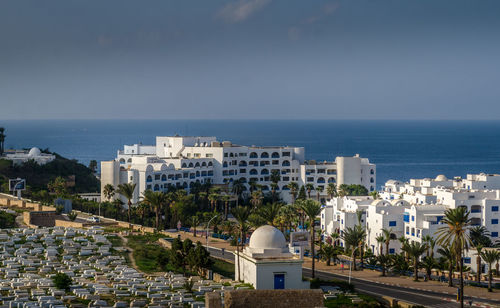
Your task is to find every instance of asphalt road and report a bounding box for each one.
[207,247,498,307]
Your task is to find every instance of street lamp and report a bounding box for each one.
[206,214,218,250]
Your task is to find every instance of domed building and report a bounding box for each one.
[4,147,55,166]
[235,225,308,290]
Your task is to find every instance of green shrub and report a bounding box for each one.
[52,273,72,291]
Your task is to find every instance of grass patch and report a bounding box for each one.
[126,234,170,273]
[210,257,234,280]
[324,293,382,308]
[107,235,123,247]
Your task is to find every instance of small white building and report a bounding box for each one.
[235,225,308,290]
[3,147,55,166]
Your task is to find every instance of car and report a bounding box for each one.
[88,216,100,223]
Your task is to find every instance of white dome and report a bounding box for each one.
[249,225,287,249]
[435,174,447,181]
[28,147,41,157]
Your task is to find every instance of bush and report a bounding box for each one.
[67,211,77,221]
[52,273,72,291]
[310,278,354,292]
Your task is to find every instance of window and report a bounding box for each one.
[491,232,498,237]
[492,206,499,212]
[492,219,499,224]
[389,221,397,227]
[389,248,395,254]
[282,152,290,157]
[403,214,409,223]
[411,215,415,222]
[206,153,213,158]
[463,257,471,264]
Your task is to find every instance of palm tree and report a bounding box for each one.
[382,228,393,256]
[136,202,148,226]
[475,244,484,283]
[231,179,246,207]
[377,254,391,276]
[250,190,263,208]
[422,235,436,258]
[341,225,365,271]
[406,241,427,281]
[326,183,337,200]
[436,207,471,308]
[422,256,436,281]
[270,170,281,201]
[257,202,281,226]
[369,190,380,200]
[305,184,314,199]
[320,244,338,266]
[287,182,299,203]
[191,215,200,237]
[112,199,124,220]
[376,235,385,256]
[398,236,410,261]
[480,249,500,292]
[330,232,340,247]
[470,226,493,247]
[142,190,168,231]
[103,184,115,201]
[316,186,324,202]
[208,192,219,211]
[298,199,322,278]
[232,206,251,282]
[338,184,349,198]
[116,182,136,223]
[437,246,455,287]
[221,195,231,219]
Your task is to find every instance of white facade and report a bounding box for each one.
[101,136,376,204]
[235,225,308,290]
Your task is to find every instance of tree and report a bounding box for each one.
[422,256,436,281]
[191,215,201,237]
[270,170,281,201]
[88,160,98,173]
[136,202,148,226]
[377,254,391,277]
[341,225,365,271]
[376,235,385,256]
[382,228,393,257]
[470,226,492,248]
[67,211,77,221]
[475,244,484,283]
[187,241,213,277]
[103,184,115,201]
[232,206,251,282]
[142,190,168,230]
[436,207,472,308]
[297,185,307,201]
[112,198,124,220]
[257,202,281,226]
[250,190,263,208]
[287,182,299,203]
[480,249,500,292]
[231,179,246,207]
[315,185,324,202]
[298,199,322,278]
[0,127,5,156]
[337,184,349,198]
[116,182,137,223]
[369,190,380,200]
[326,183,337,199]
[221,194,231,219]
[208,192,219,212]
[320,244,338,266]
[437,246,455,287]
[52,273,72,291]
[406,241,427,281]
[47,176,67,198]
[305,184,314,199]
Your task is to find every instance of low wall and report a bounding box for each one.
[24,211,58,227]
[222,289,324,308]
[55,219,86,228]
[0,197,10,206]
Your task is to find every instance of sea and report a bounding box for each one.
[2,119,500,189]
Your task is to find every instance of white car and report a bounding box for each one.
[88,216,100,223]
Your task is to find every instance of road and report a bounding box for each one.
[206,247,498,308]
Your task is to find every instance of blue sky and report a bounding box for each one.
[1,0,500,120]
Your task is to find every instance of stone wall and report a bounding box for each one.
[222,289,324,308]
[24,211,58,227]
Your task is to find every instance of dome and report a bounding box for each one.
[249,225,287,249]
[28,147,41,157]
[435,174,447,181]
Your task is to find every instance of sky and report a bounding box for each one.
[1,0,500,120]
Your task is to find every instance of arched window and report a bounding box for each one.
[239,161,247,167]
[223,162,228,168]
[328,177,335,183]
[208,161,213,167]
[261,169,269,175]
[261,185,269,191]
[250,152,258,158]
[127,158,132,163]
[370,177,374,183]
[119,158,125,164]
[202,162,207,167]
[260,152,269,158]
[282,186,290,190]
[195,162,200,168]
[370,169,374,175]
[188,162,194,168]
[154,184,159,191]
[239,177,247,183]
[250,169,258,175]
[317,177,325,184]
[161,174,167,181]
[182,182,188,188]
[146,175,152,183]
[271,152,280,158]
[182,163,187,168]
[282,160,290,166]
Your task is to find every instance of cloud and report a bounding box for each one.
[216,0,271,23]
[288,1,339,40]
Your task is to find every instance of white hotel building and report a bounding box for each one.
[321,173,500,273]
[101,136,376,204]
